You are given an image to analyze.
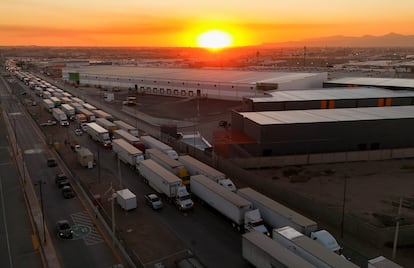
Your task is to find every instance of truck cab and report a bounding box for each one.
[175,186,194,211]
[244,209,270,236]
[310,230,342,254]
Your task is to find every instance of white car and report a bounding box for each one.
[74,128,83,136]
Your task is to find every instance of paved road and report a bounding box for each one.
[2,75,123,268]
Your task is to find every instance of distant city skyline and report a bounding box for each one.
[1,0,414,47]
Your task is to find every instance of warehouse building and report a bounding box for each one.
[242,87,414,112]
[323,77,414,91]
[62,66,327,101]
[230,106,414,157]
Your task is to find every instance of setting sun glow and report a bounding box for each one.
[197,30,233,50]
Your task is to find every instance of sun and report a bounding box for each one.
[197,30,233,50]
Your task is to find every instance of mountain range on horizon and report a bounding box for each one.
[261,33,414,48]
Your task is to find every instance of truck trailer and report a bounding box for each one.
[190,174,268,234]
[113,129,145,151]
[140,135,178,160]
[113,120,139,137]
[145,148,190,185]
[52,108,69,126]
[85,122,111,148]
[61,104,75,120]
[42,99,54,112]
[76,147,94,168]
[116,189,137,211]
[272,226,358,268]
[96,117,117,133]
[138,159,193,210]
[112,139,144,166]
[178,155,236,191]
[93,109,113,122]
[237,187,341,254]
[242,231,316,268]
[79,108,96,122]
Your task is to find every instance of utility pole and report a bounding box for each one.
[392,197,403,259]
[340,175,348,238]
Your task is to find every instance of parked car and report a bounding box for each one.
[47,158,57,167]
[144,193,163,210]
[56,220,73,239]
[62,185,75,199]
[40,120,57,127]
[74,128,83,136]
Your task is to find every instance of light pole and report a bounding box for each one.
[340,175,348,239]
[35,180,46,244]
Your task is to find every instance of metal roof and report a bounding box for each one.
[324,77,414,89]
[65,65,324,85]
[240,106,414,125]
[248,87,414,102]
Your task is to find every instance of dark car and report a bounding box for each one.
[56,220,73,239]
[62,186,75,199]
[47,158,57,167]
[55,174,70,188]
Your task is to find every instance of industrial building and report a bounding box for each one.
[230,106,414,157]
[323,77,414,90]
[62,66,327,101]
[242,87,414,112]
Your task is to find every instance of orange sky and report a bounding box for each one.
[1,0,414,47]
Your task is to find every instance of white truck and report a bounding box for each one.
[116,189,137,211]
[138,159,193,211]
[113,129,145,151]
[96,117,117,133]
[242,231,316,268]
[145,148,190,186]
[52,108,69,126]
[93,109,114,122]
[85,122,112,148]
[61,104,75,120]
[237,187,342,254]
[272,226,358,268]
[42,99,54,112]
[113,120,139,137]
[112,139,144,167]
[140,135,178,160]
[178,155,236,192]
[190,174,268,235]
[76,147,94,168]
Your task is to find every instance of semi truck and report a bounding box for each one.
[272,226,358,268]
[145,148,190,185]
[112,138,144,167]
[76,147,94,168]
[242,231,316,268]
[52,108,69,126]
[138,159,193,210]
[140,135,178,160]
[190,174,268,234]
[70,102,83,113]
[93,109,114,122]
[82,103,97,111]
[237,187,342,254]
[113,120,139,137]
[50,96,61,107]
[85,122,111,148]
[178,155,236,192]
[79,108,96,122]
[116,189,137,211]
[61,104,75,120]
[42,99,54,112]
[113,129,145,151]
[96,118,117,133]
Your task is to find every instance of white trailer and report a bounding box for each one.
[237,187,317,236]
[61,104,75,118]
[50,96,61,107]
[116,189,137,211]
[71,97,84,105]
[82,103,97,111]
[242,231,316,268]
[138,159,193,210]
[70,102,83,113]
[112,139,144,166]
[140,135,178,159]
[368,256,403,268]
[92,109,113,122]
[96,118,117,133]
[145,148,190,185]
[113,129,145,151]
[42,99,54,112]
[190,174,268,234]
[76,147,94,168]
[113,120,139,137]
[86,122,111,148]
[178,155,236,191]
[272,226,358,268]
[52,108,69,126]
